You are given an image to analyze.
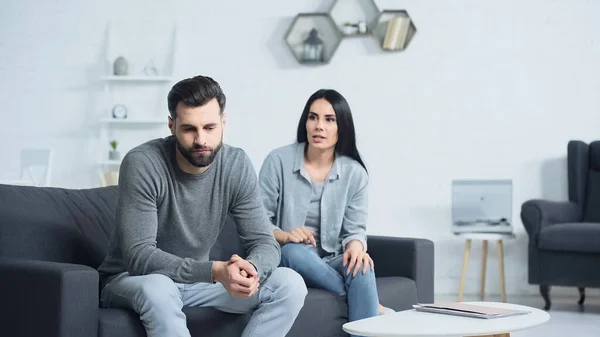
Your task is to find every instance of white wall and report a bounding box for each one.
[2,0,600,297]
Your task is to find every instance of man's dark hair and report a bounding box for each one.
[167,75,226,120]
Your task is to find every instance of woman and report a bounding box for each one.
[258,89,392,326]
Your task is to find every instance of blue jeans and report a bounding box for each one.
[100,267,307,337]
[279,243,378,327]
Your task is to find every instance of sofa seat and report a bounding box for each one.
[538,222,600,253]
[98,276,417,337]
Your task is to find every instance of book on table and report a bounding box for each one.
[412,302,531,319]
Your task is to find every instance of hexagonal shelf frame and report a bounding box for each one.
[284,13,343,65]
[373,10,417,52]
[329,0,380,37]
[284,5,417,64]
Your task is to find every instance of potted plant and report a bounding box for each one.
[343,22,358,35]
[109,140,120,161]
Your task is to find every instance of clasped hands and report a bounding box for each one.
[283,226,374,277]
[212,254,259,298]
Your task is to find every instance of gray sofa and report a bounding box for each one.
[0,184,434,337]
[521,140,600,310]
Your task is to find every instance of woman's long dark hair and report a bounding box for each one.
[296,89,367,173]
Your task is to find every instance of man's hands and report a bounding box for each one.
[212,254,260,298]
[274,227,316,246]
[343,240,374,277]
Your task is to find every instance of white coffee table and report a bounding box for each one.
[342,302,549,337]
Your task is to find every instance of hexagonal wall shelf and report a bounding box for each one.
[373,10,417,52]
[329,0,379,37]
[284,5,417,64]
[284,13,343,65]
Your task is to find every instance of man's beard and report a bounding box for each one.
[176,137,223,168]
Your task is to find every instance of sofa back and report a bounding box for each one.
[0,184,246,269]
[0,184,118,268]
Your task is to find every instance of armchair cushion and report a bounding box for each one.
[521,200,581,244]
[538,222,600,253]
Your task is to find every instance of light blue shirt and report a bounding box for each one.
[258,142,369,256]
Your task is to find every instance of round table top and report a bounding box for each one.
[455,232,517,240]
[342,302,549,337]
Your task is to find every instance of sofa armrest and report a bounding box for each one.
[367,236,434,303]
[0,257,99,337]
[520,199,581,244]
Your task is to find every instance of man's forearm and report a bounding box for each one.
[125,244,213,283]
[246,242,280,283]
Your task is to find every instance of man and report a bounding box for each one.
[97,75,307,337]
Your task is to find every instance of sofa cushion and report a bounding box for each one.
[98,288,348,337]
[0,184,117,268]
[538,222,600,253]
[98,308,145,337]
[376,276,418,311]
[185,307,251,337]
[290,287,349,337]
[99,307,253,337]
[98,277,418,337]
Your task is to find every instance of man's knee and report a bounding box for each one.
[136,274,181,308]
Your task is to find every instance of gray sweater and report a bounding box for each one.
[97,136,280,285]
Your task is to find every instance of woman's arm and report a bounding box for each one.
[340,169,369,252]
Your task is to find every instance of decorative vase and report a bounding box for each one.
[358,21,367,34]
[109,150,120,161]
[113,56,128,76]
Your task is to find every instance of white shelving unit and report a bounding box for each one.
[96,22,178,186]
[100,75,173,82]
[100,118,166,125]
[97,160,122,166]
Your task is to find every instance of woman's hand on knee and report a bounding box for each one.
[343,240,374,277]
[287,227,316,247]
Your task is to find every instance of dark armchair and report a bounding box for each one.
[521,140,600,310]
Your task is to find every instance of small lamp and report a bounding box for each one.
[302,28,324,63]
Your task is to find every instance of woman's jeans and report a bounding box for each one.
[279,243,379,325]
